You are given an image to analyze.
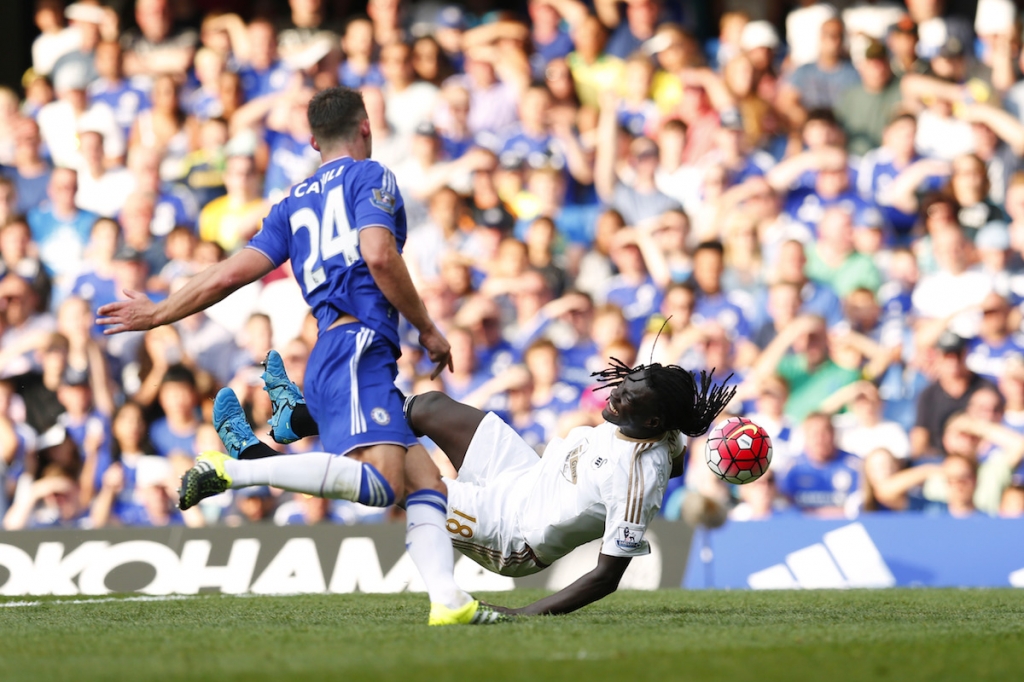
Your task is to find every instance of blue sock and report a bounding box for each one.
[357,463,396,507]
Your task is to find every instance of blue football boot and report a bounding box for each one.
[261,350,306,444]
[212,388,260,459]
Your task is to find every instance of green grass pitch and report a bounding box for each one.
[2,590,1022,682]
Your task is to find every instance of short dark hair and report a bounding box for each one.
[694,240,725,256]
[307,87,368,148]
[161,363,196,389]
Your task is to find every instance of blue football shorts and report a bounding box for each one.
[304,323,418,455]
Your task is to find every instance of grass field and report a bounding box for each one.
[1,590,1022,682]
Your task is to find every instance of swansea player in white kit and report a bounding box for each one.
[257,355,735,615]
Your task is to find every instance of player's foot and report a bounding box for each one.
[428,600,513,626]
[261,350,305,444]
[213,388,259,459]
[178,451,233,510]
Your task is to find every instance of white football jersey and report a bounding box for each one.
[445,416,685,577]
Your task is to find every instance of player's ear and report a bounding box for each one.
[360,117,371,137]
[646,416,661,429]
[310,136,321,152]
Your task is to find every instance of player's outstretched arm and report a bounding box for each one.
[96,248,275,334]
[361,226,452,378]
[512,554,631,616]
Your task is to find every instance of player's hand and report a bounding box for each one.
[420,326,453,379]
[480,601,521,617]
[96,290,159,335]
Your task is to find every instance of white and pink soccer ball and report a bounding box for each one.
[704,417,773,485]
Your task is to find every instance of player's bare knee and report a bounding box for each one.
[408,391,447,428]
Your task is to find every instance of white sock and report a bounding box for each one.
[405,490,471,609]
[224,452,361,500]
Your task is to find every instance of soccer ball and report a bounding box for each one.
[704,417,772,485]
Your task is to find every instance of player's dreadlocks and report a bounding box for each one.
[592,357,737,438]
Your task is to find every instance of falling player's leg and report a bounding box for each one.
[404,392,487,472]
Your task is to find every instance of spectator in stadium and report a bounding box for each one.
[55,369,109,504]
[751,314,861,421]
[859,113,941,244]
[566,14,622,109]
[57,295,113,415]
[75,125,133,218]
[412,36,454,88]
[337,16,383,90]
[886,15,925,78]
[3,461,85,530]
[223,486,276,525]
[964,292,1024,383]
[912,227,994,339]
[89,40,148,141]
[768,146,865,238]
[836,39,902,158]
[121,0,198,78]
[0,172,15,227]
[197,154,267,253]
[599,233,661,346]
[378,41,438,141]
[0,273,55,370]
[604,0,661,59]
[522,338,579,443]
[856,447,940,514]
[127,146,199,237]
[119,192,168,276]
[913,331,996,458]
[183,48,228,121]
[129,74,192,182]
[998,354,1024,431]
[595,99,681,226]
[779,17,859,126]
[49,1,109,97]
[0,217,51,309]
[743,374,798,468]
[688,240,754,352]
[231,18,290,102]
[805,207,882,298]
[3,333,69,437]
[754,281,801,350]
[526,0,586,79]
[441,326,488,403]
[179,117,229,210]
[1001,484,1024,517]
[825,381,911,460]
[778,411,861,516]
[729,469,786,521]
[148,364,200,460]
[32,0,78,78]
[773,240,846,328]
[2,117,52,216]
[28,168,97,282]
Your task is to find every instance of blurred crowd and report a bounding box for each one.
[2,0,1024,532]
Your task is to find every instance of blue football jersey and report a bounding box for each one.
[248,157,406,353]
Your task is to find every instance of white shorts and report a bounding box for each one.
[443,413,547,577]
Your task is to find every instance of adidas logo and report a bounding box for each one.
[747,523,896,589]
